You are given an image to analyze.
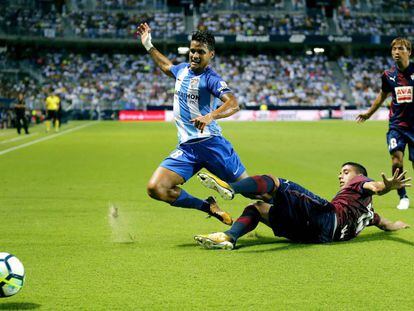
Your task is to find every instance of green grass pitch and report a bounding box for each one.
[0,121,413,310]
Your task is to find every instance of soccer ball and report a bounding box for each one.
[0,253,25,297]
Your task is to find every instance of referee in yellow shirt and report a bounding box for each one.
[45,92,60,132]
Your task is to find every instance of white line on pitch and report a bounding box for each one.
[0,122,97,156]
[0,132,39,144]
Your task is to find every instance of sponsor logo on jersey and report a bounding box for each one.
[395,86,413,103]
[217,81,229,92]
[189,78,200,89]
[175,90,200,100]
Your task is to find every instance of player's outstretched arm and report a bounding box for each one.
[190,93,239,133]
[356,91,390,123]
[363,168,411,196]
[136,23,174,78]
[375,216,410,231]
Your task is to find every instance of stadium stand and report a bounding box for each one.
[0,0,412,121]
[0,6,64,37]
[338,56,394,108]
[0,0,412,38]
[198,0,286,12]
[95,0,154,10]
[67,11,185,39]
[1,51,350,110]
[197,12,328,35]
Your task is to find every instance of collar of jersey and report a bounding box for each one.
[187,64,210,76]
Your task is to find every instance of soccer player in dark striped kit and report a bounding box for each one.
[195,162,410,250]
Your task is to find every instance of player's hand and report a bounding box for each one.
[136,23,153,50]
[383,220,410,231]
[356,112,371,123]
[190,114,214,133]
[381,168,412,190]
[393,221,410,229]
[377,217,410,231]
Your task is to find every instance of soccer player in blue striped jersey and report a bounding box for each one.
[136,23,248,224]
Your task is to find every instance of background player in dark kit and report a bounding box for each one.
[357,37,414,210]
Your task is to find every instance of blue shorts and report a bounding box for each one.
[268,179,337,243]
[387,127,414,161]
[160,136,246,182]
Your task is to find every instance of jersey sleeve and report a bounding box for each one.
[207,74,232,99]
[368,212,381,226]
[170,63,188,78]
[348,175,373,196]
[381,71,392,93]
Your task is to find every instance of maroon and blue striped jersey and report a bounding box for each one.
[331,175,380,241]
[381,62,414,129]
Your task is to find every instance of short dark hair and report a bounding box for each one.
[191,30,215,51]
[342,162,368,177]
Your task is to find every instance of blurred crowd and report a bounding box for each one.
[0,0,410,111]
[1,52,365,110]
[1,0,412,38]
[340,0,414,12]
[217,54,345,107]
[339,56,393,108]
[369,0,414,13]
[67,11,185,39]
[198,0,288,12]
[337,12,414,36]
[95,0,152,10]
[0,6,64,37]
[197,13,328,35]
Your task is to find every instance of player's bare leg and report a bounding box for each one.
[147,167,232,224]
[147,167,184,203]
[391,151,409,209]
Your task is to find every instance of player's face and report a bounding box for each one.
[338,165,359,189]
[189,41,214,73]
[391,43,411,65]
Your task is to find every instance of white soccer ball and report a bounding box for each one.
[0,253,25,297]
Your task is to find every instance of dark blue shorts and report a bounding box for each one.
[160,135,246,182]
[268,178,337,243]
[387,127,414,161]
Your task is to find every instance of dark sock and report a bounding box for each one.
[229,175,275,195]
[225,205,261,242]
[393,165,407,199]
[171,189,209,212]
[398,187,407,199]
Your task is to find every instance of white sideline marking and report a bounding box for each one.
[0,122,96,156]
[0,132,39,144]
[0,132,15,137]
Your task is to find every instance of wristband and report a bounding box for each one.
[143,33,154,51]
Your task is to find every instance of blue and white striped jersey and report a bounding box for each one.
[170,63,232,144]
